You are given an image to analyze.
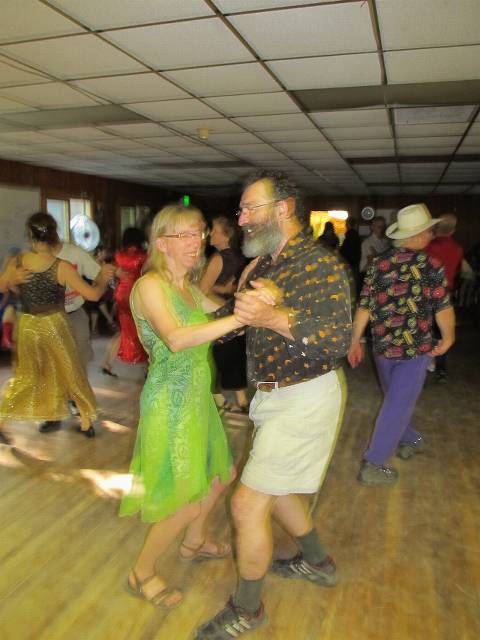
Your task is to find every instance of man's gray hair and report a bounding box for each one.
[243,170,308,224]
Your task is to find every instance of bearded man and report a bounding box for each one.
[196,171,352,639]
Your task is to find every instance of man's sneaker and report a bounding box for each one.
[196,598,267,639]
[435,370,447,383]
[271,553,337,587]
[39,420,62,433]
[358,460,398,486]
[396,437,426,460]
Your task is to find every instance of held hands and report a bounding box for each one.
[99,263,116,283]
[10,266,32,286]
[347,340,365,368]
[249,278,284,305]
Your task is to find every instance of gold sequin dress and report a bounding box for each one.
[0,258,96,422]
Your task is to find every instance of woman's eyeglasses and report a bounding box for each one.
[161,231,209,240]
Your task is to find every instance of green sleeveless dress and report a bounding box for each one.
[119,277,232,522]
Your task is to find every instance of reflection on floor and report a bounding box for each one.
[0,324,479,640]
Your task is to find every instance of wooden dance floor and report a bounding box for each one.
[0,323,479,640]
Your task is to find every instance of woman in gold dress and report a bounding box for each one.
[0,212,112,443]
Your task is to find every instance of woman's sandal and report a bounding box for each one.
[125,570,182,609]
[179,540,232,563]
[228,405,249,415]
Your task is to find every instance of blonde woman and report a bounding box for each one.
[120,204,252,609]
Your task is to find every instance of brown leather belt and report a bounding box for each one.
[256,378,309,393]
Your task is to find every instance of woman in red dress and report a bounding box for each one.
[101,228,147,375]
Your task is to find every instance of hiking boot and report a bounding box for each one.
[271,553,337,587]
[396,437,426,460]
[358,460,398,486]
[196,597,267,639]
[39,420,62,433]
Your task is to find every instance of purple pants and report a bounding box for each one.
[364,354,430,466]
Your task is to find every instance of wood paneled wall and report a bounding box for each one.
[1,158,478,252]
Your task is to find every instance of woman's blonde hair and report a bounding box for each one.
[145,203,205,280]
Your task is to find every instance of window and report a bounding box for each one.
[46,197,92,242]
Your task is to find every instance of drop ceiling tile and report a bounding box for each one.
[228,4,376,58]
[400,162,446,173]
[0,35,146,80]
[398,147,457,156]
[334,139,394,151]
[228,143,278,154]
[72,73,189,103]
[324,126,392,140]
[69,149,128,161]
[0,83,101,109]
[0,59,52,87]
[49,0,214,30]
[445,161,480,172]
[259,129,326,143]
[164,63,281,97]
[100,123,174,138]
[458,145,480,154]
[233,113,314,131]
[45,126,115,140]
[104,20,253,70]
[0,1,85,43]
[397,137,459,149]
[394,106,476,126]
[142,136,201,149]
[311,109,390,128]
[0,130,60,144]
[39,141,98,153]
[208,132,261,145]
[467,123,480,135]
[174,148,232,160]
[396,123,467,137]
[385,46,480,84]
[287,149,341,160]
[0,96,36,113]
[377,0,480,50]
[90,138,151,150]
[120,148,187,161]
[344,150,394,158]
[267,53,381,91]
[214,1,341,10]
[167,119,244,135]
[276,141,333,153]
[126,99,221,121]
[204,92,299,117]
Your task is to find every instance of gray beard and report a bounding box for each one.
[242,220,283,258]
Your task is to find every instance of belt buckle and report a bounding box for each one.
[257,381,278,393]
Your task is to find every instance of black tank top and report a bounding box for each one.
[18,257,65,315]
[216,248,248,285]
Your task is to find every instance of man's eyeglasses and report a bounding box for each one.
[235,199,284,218]
[161,231,209,240]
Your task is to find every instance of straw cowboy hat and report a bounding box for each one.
[386,203,440,240]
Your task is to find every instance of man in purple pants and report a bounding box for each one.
[348,203,455,485]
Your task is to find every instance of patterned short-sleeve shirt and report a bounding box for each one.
[359,247,451,359]
[216,230,352,385]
